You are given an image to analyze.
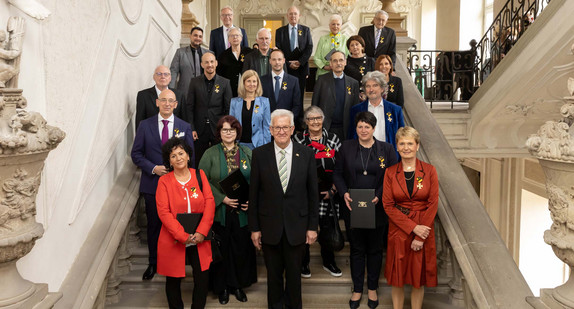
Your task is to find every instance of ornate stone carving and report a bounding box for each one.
[229,0,282,16]
[395,0,422,14]
[7,0,51,20]
[181,0,199,36]
[0,16,24,88]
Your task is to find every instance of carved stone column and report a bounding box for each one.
[526,77,574,308]
[379,0,408,37]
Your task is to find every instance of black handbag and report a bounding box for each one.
[318,191,345,252]
[195,169,223,263]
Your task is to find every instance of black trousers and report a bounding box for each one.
[302,217,336,267]
[165,245,209,309]
[348,226,385,293]
[143,193,161,265]
[194,125,217,166]
[262,232,306,309]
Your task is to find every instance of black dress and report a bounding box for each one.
[217,47,253,97]
[386,75,404,107]
[345,55,375,83]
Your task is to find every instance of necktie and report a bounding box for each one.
[161,120,169,145]
[278,149,288,192]
[193,48,200,76]
[274,76,281,102]
[290,26,296,51]
[375,29,381,49]
[226,28,230,48]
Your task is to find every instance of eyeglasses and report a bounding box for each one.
[221,128,236,134]
[306,116,323,122]
[221,14,233,17]
[271,126,293,132]
[229,34,241,38]
[155,72,171,77]
[158,98,177,104]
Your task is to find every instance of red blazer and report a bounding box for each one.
[156,169,215,277]
[382,159,438,288]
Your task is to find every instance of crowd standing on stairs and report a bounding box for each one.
[131,5,441,309]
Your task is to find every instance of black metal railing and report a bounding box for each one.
[475,0,552,85]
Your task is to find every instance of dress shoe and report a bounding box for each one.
[349,297,362,309]
[218,289,229,305]
[142,264,156,280]
[323,263,342,277]
[233,288,247,302]
[367,298,379,309]
[301,264,311,278]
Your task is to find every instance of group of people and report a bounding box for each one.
[130,5,439,309]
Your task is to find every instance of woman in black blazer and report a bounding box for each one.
[375,55,404,107]
[333,111,398,309]
[217,27,253,97]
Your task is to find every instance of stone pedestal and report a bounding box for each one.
[380,0,408,37]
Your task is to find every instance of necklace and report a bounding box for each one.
[359,145,372,176]
[404,171,415,181]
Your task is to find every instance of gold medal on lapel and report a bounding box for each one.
[416,177,423,190]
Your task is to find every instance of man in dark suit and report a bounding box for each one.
[209,6,248,58]
[275,6,313,106]
[311,51,360,140]
[135,65,185,130]
[186,52,232,165]
[131,89,195,280]
[249,109,319,309]
[358,10,396,65]
[242,28,274,77]
[169,27,210,97]
[261,49,302,119]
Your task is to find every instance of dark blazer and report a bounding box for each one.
[260,72,302,118]
[311,73,360,139]
[358,25,396,65]
[348,99,405,149]
[135,86,185,130]
[249,142,319,246]
[242,49,277,76]
[209,26,248,58]
[217,46,253,97]
[333,139,398,227]
[275,24,313,76]
[185,74,232,136]
[386,75,404,107]
[131,115,195,195]
[168,45,210,95]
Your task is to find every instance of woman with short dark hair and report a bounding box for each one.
[345,35,375,84]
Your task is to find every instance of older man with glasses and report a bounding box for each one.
[358,10,396,66]
[209,6,249,58]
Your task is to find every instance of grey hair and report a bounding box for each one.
[221,6,233,14]
[303,106,325,120]
[257,27,271,37]
[361,71,388,94]
[270,109,294,127]
[375,10,389,19]
[228,27,242,38]
[329,14,343,24]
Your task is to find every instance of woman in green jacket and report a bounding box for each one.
[198,115,257,305]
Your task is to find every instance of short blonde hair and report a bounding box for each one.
[237,70,263,98]
[396,126,420,144]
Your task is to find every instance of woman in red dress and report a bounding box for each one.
[382,126,438,309]
[156,137,215,309]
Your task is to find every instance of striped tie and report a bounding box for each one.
[279,149,288,192]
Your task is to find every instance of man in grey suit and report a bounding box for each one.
[311,51,360,140]
[169,27,209,97]
[186,52,232,165]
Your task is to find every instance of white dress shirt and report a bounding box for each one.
[272,71,285,92]
[274,141,293,186]
[367,100,386,142]
[223,25,232,49]
[157,113,175,140]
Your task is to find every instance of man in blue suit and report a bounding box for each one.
[209,6,248,58]
[261,49,302,120]
[131,89,195,281]
[348,71,404,149]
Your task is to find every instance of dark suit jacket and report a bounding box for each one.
[131,115,195,195]
[260,72,302,118]
[186,74,232,136]
[216,46,253,97]
[135,86,185,130]
[333,139,398,227]
[249,142,319,246]
[169,45,210,95]
[209,26,248,58]
[386,75,404,107]
[358,25,396,65]
[242,49,282,76]
[311,73,360,139]
[348,99,405,149]
[275,24,313,76]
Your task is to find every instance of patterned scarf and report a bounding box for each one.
[222,142,239,173]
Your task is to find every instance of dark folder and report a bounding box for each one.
[218,169,250,206]
[349,189,376,229]
[324,48,337,61]
[176,213,213,240]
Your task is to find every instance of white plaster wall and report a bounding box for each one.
[9,0,182,292]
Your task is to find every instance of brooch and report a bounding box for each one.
[347,86,351,95]
[378,157,385,168]
[325,147,331,157]
[389,84,395,93]
[240,54,245,62]
[214,84,220,93]
[174,129,185,138]
[282,81,288,90]
[386,112,392,122]
[416,177,423,190]
[190,187,199,199]
[380,36,384,44]
[254,105,260,113]
[241,159,247,170]
[359,66,365,75]
[298,29,302,36]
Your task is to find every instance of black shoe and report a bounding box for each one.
[301,264,311,278]
[349,297,361,309]
[323,263,342,277]
[233,288,247,302]
[367,298,379,309]
[218,289,229,305]
[142,264,156,280]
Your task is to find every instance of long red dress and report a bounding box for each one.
[382,159,438,288]
[156,168,215,277]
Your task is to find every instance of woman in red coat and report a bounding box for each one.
[382,127,438,309]
[156,137,215,309]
